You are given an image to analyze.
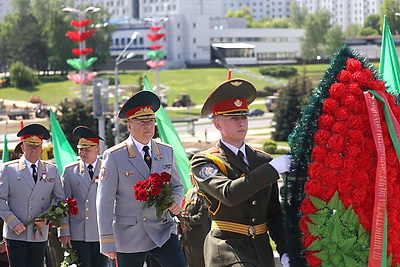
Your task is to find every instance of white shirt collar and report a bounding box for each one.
[220,140,247,158]
[85,158,99,169]
[131,136,152,156]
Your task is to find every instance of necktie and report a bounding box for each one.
[31,164,38,183]
[143,146,152,169]
[237,150,248,166]
[88,164,94,180]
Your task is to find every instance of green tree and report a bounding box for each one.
[289,1,308,28]
[225,5,254,27]
[357,27,380,36]
[363,14,381,34]
[380,0,400,35]
[259,18,292,28]
[272,71,313,141]
[343,23,361,38]
[325,25,345,57]
[0,0,47,69]
[301,9,331,60]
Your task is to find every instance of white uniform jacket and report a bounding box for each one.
[0,156,66,242]
[96,137,184,253]
[61,159,101,241]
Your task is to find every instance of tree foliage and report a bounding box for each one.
[325,25,345,57]
[380,0,400,35]
[289,1,308,28]
[272,71,313,141]
[301,9,332,60]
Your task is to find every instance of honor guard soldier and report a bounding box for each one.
[96,91,185,267]
[190,78,291,267]
[59,126,108,267]
[0,124,66,267]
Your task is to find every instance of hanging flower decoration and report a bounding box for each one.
[146,33,166,42]
[149,26,163,32]
[146,60,166,69]
[147,51,166,59]
[70,19,92,28]
[72,48,93,56]
[67,72,98,84]
[283,46,400,267]
[66,57,98,70]
[66,29,97,42]
[149,45,163,50]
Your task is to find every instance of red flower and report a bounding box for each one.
[300,197,318,214]
[66,198,78,216]
[311,145,328,162]
[150,185,162,197]
[328,83,346,99]
[160,172,171,182]
[302,232,319,248]
[135,189,149,201]
[299,215,312,232]
[322,98,339,115]
[314,129,331,145]
[305,251,322,266]
[346,58,362,72]
[337,70,353,83]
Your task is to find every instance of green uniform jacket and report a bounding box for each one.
[190,141,286,267]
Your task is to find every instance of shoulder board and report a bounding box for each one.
[155,140,172,148]
[108,142,127,152]
[254,148,270,156]
[43,161,57,167]
[3,159,19,166]
[64,161,79,168]
[201,147,219,155]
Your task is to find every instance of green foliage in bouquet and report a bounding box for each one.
[306,192,369,266]
[60,247,80,267]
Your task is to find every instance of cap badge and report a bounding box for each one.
[231,81,242,86]
[135,107,153,116]
[234,99,243,107]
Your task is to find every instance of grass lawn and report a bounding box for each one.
[0,64,329,118]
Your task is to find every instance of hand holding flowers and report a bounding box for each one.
[134,172,192,230]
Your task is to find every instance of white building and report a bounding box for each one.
[295,0,382,29]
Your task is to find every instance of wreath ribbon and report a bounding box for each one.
[363,90,400,267]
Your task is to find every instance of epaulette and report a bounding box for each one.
[203,146,219,154]
[3,159,18,166]
[44,161,57,167]
[64,161,79,168]
[254,148,270,156]
[108,142,127,152]
[155,140,172,148]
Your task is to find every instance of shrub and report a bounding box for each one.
[263,140,277,154]
[9,61,39,88]
[259,65,298,78]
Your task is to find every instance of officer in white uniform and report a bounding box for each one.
[0,124,66,267]
[96,91,186,267]
[60,126,108,267]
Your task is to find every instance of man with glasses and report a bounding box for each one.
[59,126,108,267]
[96,91,185,267]
[0,124,66,267]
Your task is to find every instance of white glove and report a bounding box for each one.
[281,253,289,267]
[269,155,292,174]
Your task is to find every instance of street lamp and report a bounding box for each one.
[114,32,139,145]
[62,6,101,104]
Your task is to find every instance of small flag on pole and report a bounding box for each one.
[2,134,9,163]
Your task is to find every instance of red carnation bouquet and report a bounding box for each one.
[134,172,191,229]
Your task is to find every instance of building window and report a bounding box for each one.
[193,53,197,58]
[193,22,196,28]
[115,38,119,46]
[193,38,196,43]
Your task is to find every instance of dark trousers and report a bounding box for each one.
[117,234,186,267]
[7,239,46,267]
[71,240,108,267]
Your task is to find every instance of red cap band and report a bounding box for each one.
[211,98,248,116]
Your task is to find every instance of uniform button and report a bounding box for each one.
[29,206,32,210]
[251,218,256,223]
[252,200,257,206]
[85,208,89,211]
[86,200,89,203]
[29,216,32,219]
[29,197,33,201]
[143,217,147,221]
[85,217,89,220]
[41,198,45,200]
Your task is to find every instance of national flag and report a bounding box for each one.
[380,15,400,96]
[143,76,192,192]
[50,109,77,175]
[2,134,9,163]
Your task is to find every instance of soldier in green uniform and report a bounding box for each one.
[190,78,290,267]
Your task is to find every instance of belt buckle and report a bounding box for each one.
[248,225,256,237]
